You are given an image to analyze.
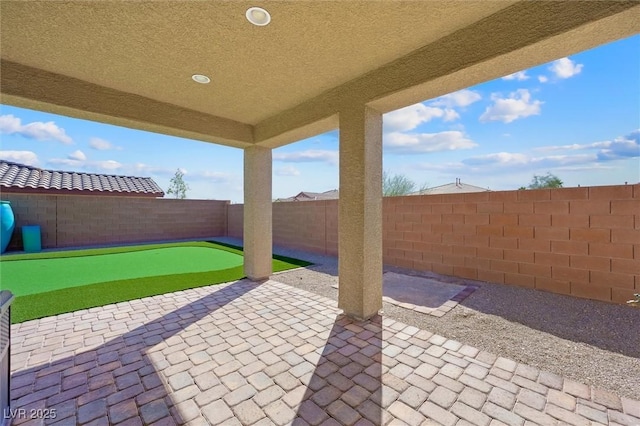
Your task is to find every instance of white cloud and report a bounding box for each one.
[48,158,82,168]
[198,170,230,183]
[98,160,122,170]
[0,150,39,166]
[417,151,598,175]
[463,152,530,167]
[598,130,640,161]
[89,137,119,151]
[0,115,22,133]
[480,89,542,123]
[131,163,174,176]
[534,129,640,161]
[548,164,615,172]
[382,90,481,134]
[538,75,548,83]
[384,103,458,132]
[414,161,464,173]
[536,143,593,152]
[0,115,22,134]
[549,57,583,79]
[419,130,640,177]
[275,165,301,176]
[532,154,597,167]
[431,89,482,108]
[273,149,338,165]
[0,114,72,144]
[502,71,529,81]
[442,109,460,122]
[133,162,151,171]
[48,157,123,172]
[384,130,477,154]
[68,150,86,161]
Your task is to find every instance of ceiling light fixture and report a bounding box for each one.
[246,7,270,26]
[191,74,211,84]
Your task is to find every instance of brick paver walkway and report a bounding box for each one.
[9,279,640,425]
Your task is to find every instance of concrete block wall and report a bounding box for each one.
[229,184,638,304]
[325,200,339,256]
[382,184,640,304]
[2,194,229,249]
[273,201,328,255]
[227,201,339,255]
[227,204,244,239]
[3,184,638,304]
[1,195,58,249]
[227,200,338,256]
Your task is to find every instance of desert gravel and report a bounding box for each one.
[215,237,640,400]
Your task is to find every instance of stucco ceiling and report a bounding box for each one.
[1,1,639,148]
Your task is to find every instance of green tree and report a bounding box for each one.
[525,172,563,189]
[383,171,429,196]
[167,169,190,199]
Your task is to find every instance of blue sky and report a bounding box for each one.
[1,35,638,203]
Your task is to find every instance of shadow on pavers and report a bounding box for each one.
[9,279,258,425]
[294,314,384,425]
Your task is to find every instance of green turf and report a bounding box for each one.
[2,240,237,261]
[2,246,244,296]
[0,241,312,323]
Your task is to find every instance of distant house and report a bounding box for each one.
[0,160,165,198]
[409,178,490,195]
[275,189,339,202]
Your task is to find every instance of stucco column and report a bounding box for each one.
[338,104,383,320]
[243,146,272,281]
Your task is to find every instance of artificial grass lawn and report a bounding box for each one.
[3,245,245,296]
[0,241,312,323]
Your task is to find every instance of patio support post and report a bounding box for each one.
[338,104,383,320]
[243,145,272,281]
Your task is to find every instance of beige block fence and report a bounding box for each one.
[229,184,640,305]
[3,184,639,304]
[2,193,228,250]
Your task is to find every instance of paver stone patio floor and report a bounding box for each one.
[9,279,640,425]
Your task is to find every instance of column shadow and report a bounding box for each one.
[8,279,259,425]
[293,314,383,425]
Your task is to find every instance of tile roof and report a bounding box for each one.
[0,160,165,197]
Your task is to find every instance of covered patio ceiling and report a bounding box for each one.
[2,0,639,319]
[1,1,638,148]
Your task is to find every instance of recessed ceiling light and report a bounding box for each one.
[192,74,211,84]
[246,7,270,26]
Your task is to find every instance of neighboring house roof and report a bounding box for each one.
[410,178,490,195]
[276,189,339,202]
[0,160,165,197]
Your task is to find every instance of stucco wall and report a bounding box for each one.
[2,194,228,250]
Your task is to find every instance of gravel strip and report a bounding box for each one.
[214,237,640,400]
